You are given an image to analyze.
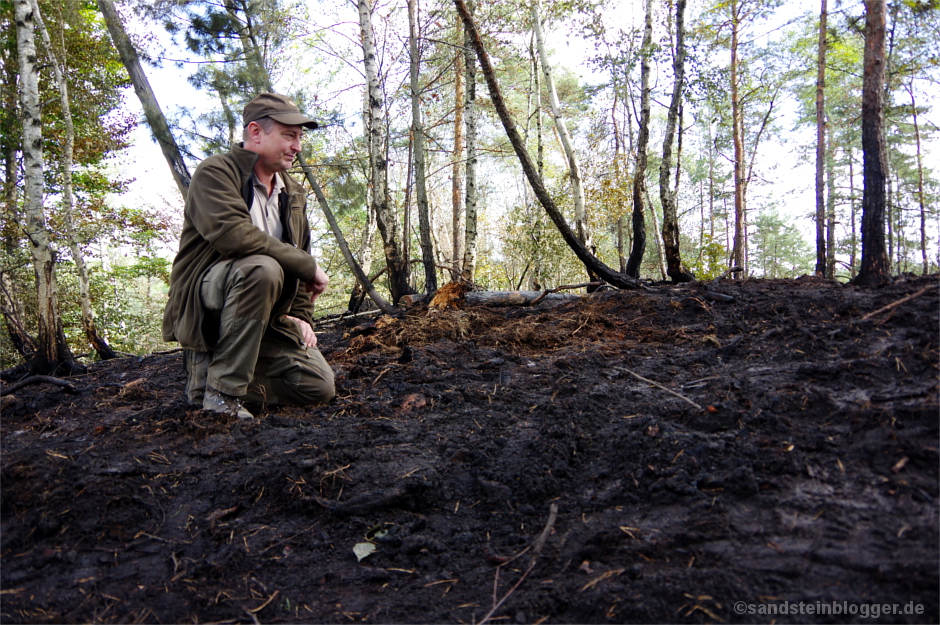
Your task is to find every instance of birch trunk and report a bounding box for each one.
[98,0,191,198]
[626,0,653,278]
[454,0,639,290]
[451,14,464,280]
[33,0,117,360]
[461,0,478,281]
[659,0,693,283]
[359,0,413,301]
[15,0,81,374]
[527,36,544,289]
[531,0,593,258]
[814,0,828,275]
[409,0,436,294]
[228,2,390,313]
[856,0,889,285]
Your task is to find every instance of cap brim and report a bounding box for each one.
[268,112,320,129]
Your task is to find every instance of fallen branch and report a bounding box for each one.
[860,283,939,321]
[1,375,80,397]
[530,282,605,306]
[478,503,558,625]
[614,367,702,410]
[402,290,581,307]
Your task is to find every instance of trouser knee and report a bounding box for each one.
[244,343,335,406]
[202,255,284,318]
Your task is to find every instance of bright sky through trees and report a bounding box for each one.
[112,0,939,272]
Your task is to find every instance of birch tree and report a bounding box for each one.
[454,0,639,289]
[660,0,694,283]
[626,0,653,278]
[461,0,479,282]
[14,0,81,374]
[359,0,413,301]
[531,0,594,266]
[451,13,464,280]
[32,0,117,360]
[409,0,436,294]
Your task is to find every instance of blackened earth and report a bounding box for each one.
[2,276,938,624]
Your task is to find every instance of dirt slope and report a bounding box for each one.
[1,276,938,624]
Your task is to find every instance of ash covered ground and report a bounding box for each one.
[1,276,938,624]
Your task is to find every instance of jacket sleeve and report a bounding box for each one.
[187,157,318,282]
[286,203,319,326]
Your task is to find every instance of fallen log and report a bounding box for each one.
[401,290,581,307]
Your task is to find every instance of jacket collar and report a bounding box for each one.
[231,143,261,181]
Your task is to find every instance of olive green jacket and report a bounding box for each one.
[162,144,318,351]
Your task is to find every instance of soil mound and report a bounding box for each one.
[2,276,938,623]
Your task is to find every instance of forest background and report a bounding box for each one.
[1,0,938,371]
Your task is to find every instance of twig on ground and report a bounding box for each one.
[860,283,939,321]
[478,503,558,625]
[1,375,80,397]
[614,367,703,411]
[248,590,279,614]
[530,282,604,306]
[152,347,184,355]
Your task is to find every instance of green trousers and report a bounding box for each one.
[200,255,335,406]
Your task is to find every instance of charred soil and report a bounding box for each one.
[1,276,938,624]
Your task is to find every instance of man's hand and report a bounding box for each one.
[305,265,329,303]
[285,315,317,348]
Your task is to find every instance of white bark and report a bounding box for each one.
[358,0,411,300]
[451,13,464,279]
[32,0,115,359]
[409,0,436,293]
[15,0,68,367]
[531,0,592,252]
[461,0,478,281]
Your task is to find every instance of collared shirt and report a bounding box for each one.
[249,172,284,241]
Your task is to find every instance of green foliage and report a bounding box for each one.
[685,234,729,281]
[750,210,814,278]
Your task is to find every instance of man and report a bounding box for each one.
[162,93,335,419]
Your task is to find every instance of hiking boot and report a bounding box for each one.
[203,385,253,419]
[184,350,211,406]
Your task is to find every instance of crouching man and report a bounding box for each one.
[162,93,335,418]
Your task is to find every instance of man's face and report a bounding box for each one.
[246,119,303,175]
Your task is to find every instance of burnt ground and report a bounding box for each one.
[1,276,938,624]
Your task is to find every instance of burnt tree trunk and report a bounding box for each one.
[626,0,653,279]
[855,0,889,286]
[659,0,693,283]
[814,0,828,276]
